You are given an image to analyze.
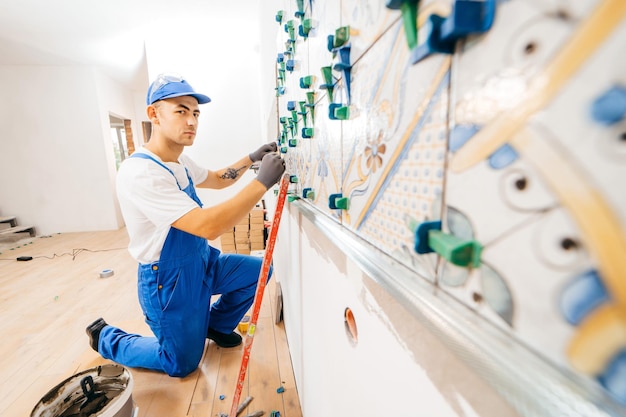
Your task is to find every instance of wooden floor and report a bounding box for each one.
[0,229,301,417]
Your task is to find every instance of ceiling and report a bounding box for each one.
[0,0,259,91]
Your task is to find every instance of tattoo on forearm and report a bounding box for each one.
[220,165,247,180]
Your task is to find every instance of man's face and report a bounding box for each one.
[152,96,201,146]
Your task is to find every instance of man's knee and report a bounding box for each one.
[166,365,196,378]
[163,356,200,377]
[161,345,203,377]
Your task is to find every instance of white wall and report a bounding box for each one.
[274,206,519,417]
[0,66,132,235]
[257,2,283,143]
[94,70,145,228]
[142,2,270,207]
[0,4,275,235]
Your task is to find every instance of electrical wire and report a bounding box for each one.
[0,247,126,261]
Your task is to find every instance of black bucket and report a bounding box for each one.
[31,364,136,417]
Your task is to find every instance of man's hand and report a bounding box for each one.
[256,153,286,189]
[249,142,278,162]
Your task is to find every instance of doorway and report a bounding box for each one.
[109,115,135,170]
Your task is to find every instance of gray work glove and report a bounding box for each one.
[256,153,286,189]
[249,142,278,162]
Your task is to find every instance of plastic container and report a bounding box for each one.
[31,364,136,417]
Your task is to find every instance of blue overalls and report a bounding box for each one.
[99,152,269,377]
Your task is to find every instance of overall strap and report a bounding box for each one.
[130,152,184,190]
[129,152,202,206]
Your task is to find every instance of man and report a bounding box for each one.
[86,73,285,377]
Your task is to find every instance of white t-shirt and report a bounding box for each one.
[116,148,209,264]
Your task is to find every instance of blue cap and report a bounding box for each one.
[146,73,211,105]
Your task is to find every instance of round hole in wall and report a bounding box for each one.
[555,9,571,21]
[560,237,579,251]
[524,41,537,55]
[344,307,358,345]
[514,176,528,191]
[472,292,483,304]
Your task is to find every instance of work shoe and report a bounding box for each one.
[86,318,108,352]
[207,328,242,348]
